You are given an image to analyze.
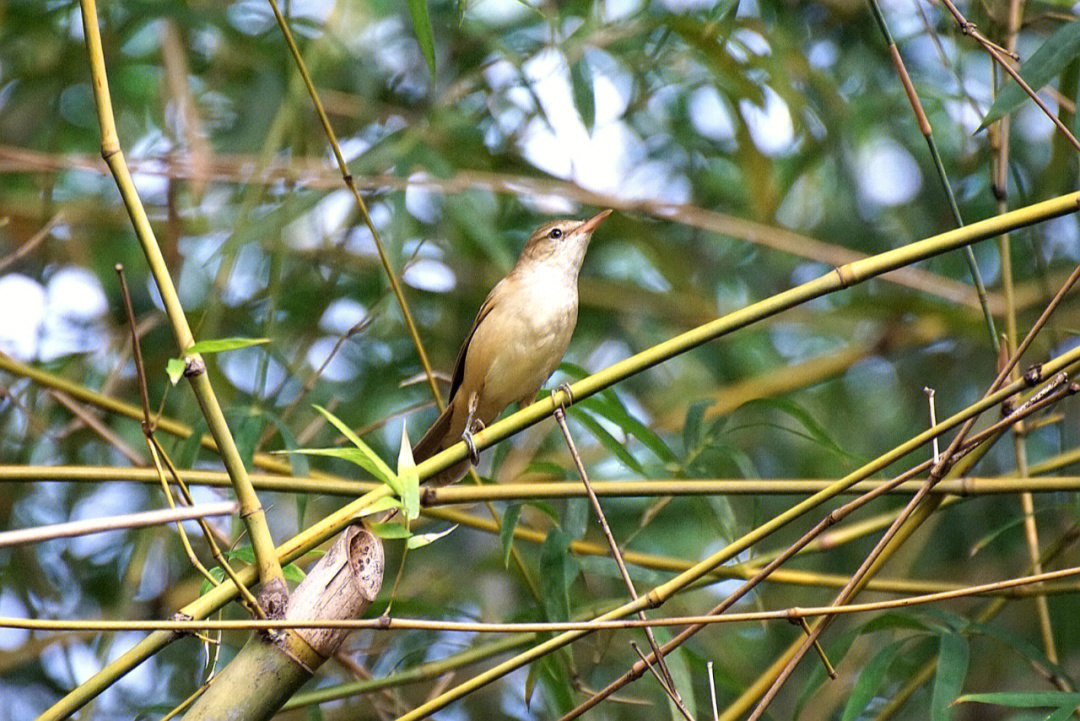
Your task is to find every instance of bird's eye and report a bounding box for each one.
[549,228,562,239]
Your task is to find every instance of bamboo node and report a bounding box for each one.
[183,355,206,378]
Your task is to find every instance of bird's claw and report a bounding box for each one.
[552,382,575,409]
[461,418,485,466]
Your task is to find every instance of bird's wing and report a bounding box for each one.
[445,281,501,403]
[412,283,501,463]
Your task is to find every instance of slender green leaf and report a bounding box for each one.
[737,398,862,465]
[1045,703,1080,721]
[570,57,595,131]
[968,622,1073,686]
[166,357,186,385]
[540,527,579,621]
[277,447,401,493]
[565,498,589,540]
[980,18,1080,130]
[931,632,970,721]
[501,504,522,568]
[841,639,908,721]
[407,524,457,549]
[370,522,412,540]
[186,337,270,355]
[568,406,644,473]
[956,691,1080,708]
[309,405,400,492]
[406,0,437,80]
[397,421,420,520]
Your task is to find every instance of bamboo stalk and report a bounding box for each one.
[34,190,1080,719]
[13,466,1080,499]
[77,0,283,590]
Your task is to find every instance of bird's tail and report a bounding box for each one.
[412,401,469,486]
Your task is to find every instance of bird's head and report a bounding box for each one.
[518,209,612,271]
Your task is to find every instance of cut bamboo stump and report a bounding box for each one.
[182,526,384,720]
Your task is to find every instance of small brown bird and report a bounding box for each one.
[413,210,612,485]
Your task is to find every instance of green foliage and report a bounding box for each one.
[3,0,1080,718]
[980,18,1080,130]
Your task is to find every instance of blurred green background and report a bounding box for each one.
[2,0,1080,718]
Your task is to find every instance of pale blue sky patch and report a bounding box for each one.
[739,87,796,156]
[857,137,923,207]
[0,274,45,361]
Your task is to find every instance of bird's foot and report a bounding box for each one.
[552,382,575,410]
[461,418,486,465]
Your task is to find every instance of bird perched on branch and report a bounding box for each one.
[413,210,612,486]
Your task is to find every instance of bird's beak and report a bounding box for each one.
[576,209,612,235]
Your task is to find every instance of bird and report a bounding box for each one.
[413,209,612,486]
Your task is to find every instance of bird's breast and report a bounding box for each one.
[467,268,579,416]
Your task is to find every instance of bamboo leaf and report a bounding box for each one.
[540,527,579,621]
[570,57,595,131]
[567,406,644,473]
[931,632,970,721]
[397,420,420,521]
[186,337,270,355]
[980,18,1080,130]
[406,0,437,80]
[407,524,457,549]
[841,639,907,721]
[166,357,186,385]
[501,503,522,568]
[309,405,400,493]
[370,522,412,540]
[956,691,1080,708]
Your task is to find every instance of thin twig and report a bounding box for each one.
[559,374,1077,721]
[745,256,1080,717]
[629,641,693,721]
[553,404,683,703]
[78,0,284,589]
[937,0,1080,152]
[0,501,239,548]
[7,560,1080,633]
[0,212,62,273]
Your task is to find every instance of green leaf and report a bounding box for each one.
[309,405,400,492]
[931,632,970,721]
[682,399,711,456]
[581,394,676,465]
[568,406,644,474]
[406,0,437,80]
[956,691,1080,708]
[980,17,1080,130]
[664,646,697,721]
[279,448,400,493]
[967,622,1072,685]
[570,57,595,131]
[737,398,861,465]
[841,639,907,721]
[370,522,412,540]
[186,337,269,355]
[407,524,457,549]
[283,562,306,583]
[166,357,186,385]
[1045,704,1080,721]
[539,527,579,621]
[397,421,420,521]
[501,503,522,568]
[357,495,405,517]
[564,497,589,540]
